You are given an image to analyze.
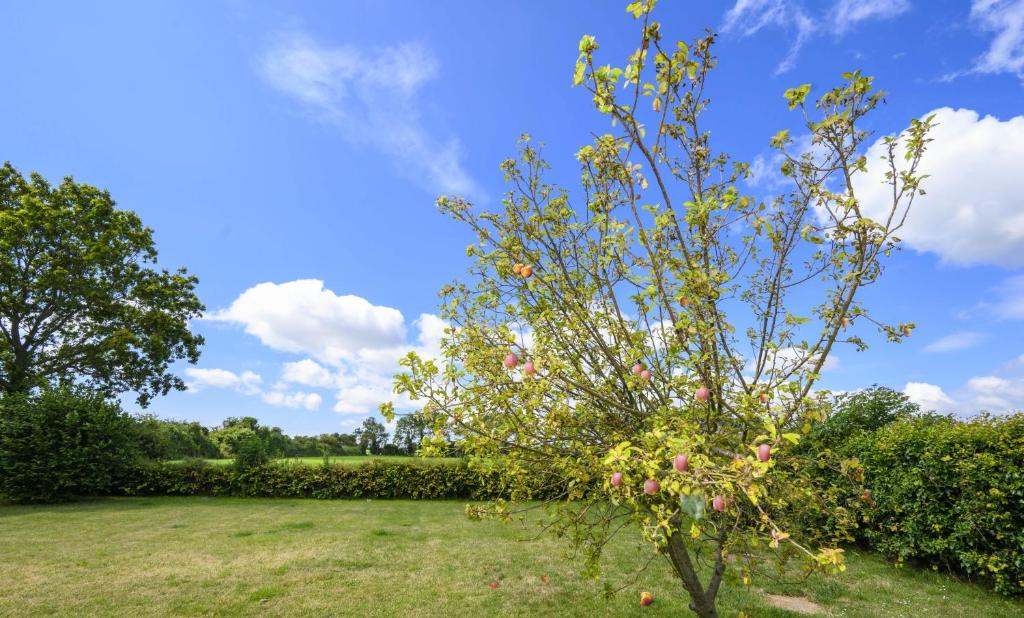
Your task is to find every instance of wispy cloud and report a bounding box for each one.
[259,33,479,196]
[722,0,910,74]
[923,331,986,353]
[831,0,911,34]
[969,0,1024,80]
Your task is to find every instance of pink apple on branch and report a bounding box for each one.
[503,353,518,369]
[643,479,660,495]
[757,444,771,462]
[695,386,710,402]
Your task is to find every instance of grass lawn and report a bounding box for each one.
[166,456,462,467]
[2,498,1020,617]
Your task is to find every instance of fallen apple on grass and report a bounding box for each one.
[713,494,726,512]
[644,479,660,495]
[610,472,623,487]
[640,591,654,606]
[673,454,689,473]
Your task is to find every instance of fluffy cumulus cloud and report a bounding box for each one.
[722,0,910,74]
[207,279,406,365]
[854,107,1024,267]
[905,354,1024,415]
[903,381,957,412]
[185,368,262,395]
[209,280,449,416]
[259,33,478,196]
[261,390,322,411]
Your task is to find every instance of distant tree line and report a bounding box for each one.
[133,413,434,461]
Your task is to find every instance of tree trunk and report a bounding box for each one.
[666,531,720,618]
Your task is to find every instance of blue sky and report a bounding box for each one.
[3,0,1023,435]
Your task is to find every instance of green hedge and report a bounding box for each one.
[847,413,1024,596]
[122,460,540,501]
[0,388,139,503]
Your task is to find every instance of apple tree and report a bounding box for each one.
[386,2,932,615]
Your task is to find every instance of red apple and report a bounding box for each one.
[610,472,623,487]
[678,296,690,307]
[512,263,523,275]
[640,369,652,382]
[521,264,534,278]
[695,386,710,402]
[713,494,726,512]
[640,591,654,606]
[490,580,498,589]
[503,353,518,369]
[541,575,550,584]
[523,361,536,376]
[632,363,644,375]
[757,444,771,462]
[673,454,689,473]
[644,479,660,495]
[759,392,770,404]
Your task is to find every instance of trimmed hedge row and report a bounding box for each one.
[797,390,1024,598]
[847,413,1024,596]
[122,460,539,501]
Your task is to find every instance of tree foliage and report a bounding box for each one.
[355,417,389,455]
[0,162,204,406]
[388,2,933,615]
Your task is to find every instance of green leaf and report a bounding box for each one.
[680,493,705,521]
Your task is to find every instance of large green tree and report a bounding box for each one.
[0,162,203,407]
[388,2,932,616]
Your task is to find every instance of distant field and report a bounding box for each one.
[166,456,462,467]
[2,497,1021,617]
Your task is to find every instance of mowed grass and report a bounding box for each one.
[166,456,462,467]
[1,498,1020,617]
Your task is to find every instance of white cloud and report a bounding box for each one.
[854,107,1024,267]
[905,355,1024,415]
[211,281,449,416]
[831,0,911,34]
[923,331,987,353]
[969,0,1024,80]
[722,0,909,73]
[966,375,1024,410]
[261,389,322,410]
[281,358,338,389]
[207,279,406,365]
[904,381,957,412]
[259,33,478,196]
[722,0,816,74]
[184,367,322,410]
[185,368,263,395]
